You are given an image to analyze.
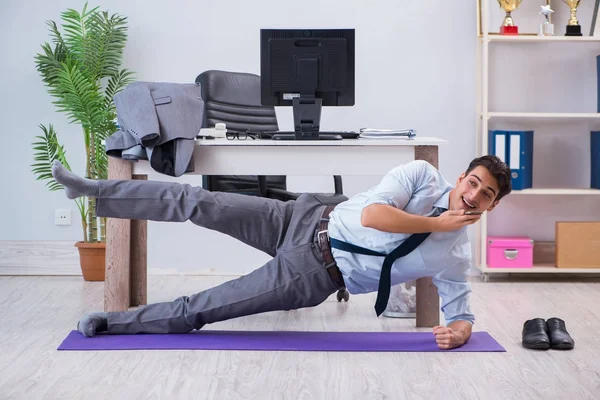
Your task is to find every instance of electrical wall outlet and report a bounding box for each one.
[55,208,71,226]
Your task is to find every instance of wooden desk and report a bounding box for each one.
[105,137,447,327]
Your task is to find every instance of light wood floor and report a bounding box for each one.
[1,275,599,400]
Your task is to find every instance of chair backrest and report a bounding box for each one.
[195,70,279,132]
[194,70,286,194]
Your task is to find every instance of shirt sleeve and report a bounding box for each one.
[363,160,431,210]
[432,261,475,326]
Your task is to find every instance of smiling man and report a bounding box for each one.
[330,155,512,349]
[51,155,511,350]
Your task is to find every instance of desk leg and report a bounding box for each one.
[104,157,132,312]
[414,146,440,328]
[130,174,148,307]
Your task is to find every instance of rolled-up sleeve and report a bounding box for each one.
[364,160,430,210]
[432,261,475,325]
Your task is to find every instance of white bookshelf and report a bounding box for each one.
[479,265,600,282]
[484,265,593,273]
[485,112,600,119]
[485,35,600,42]
[511,188,600,195]
[475,1,600,280]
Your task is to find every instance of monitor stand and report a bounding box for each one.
[271,96,343,141]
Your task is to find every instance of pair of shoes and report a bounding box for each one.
[522,317,575,350]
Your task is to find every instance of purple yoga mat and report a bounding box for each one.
[57,330,505,352]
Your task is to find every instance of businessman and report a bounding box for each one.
[52,154,511,350]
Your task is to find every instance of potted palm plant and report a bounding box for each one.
[32,3,135,281]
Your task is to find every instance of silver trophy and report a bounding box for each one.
[539,4,555,35]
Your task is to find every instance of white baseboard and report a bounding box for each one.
[0,240,81,275]
[146,268,241,276]
[0,241,244,277]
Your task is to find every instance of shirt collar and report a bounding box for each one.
[433,189,451,211]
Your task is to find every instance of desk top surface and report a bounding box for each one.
[195,137,446,147]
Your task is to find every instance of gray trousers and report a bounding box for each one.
[95,179,344,334]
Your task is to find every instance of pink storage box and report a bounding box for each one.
[487,236,533,268]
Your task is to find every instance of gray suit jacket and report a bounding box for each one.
[106,81,204,177]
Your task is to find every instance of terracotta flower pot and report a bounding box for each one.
[75,241,106,281]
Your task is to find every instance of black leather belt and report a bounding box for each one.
[316,205,345,288]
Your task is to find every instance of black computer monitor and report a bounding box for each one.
[260,28,355,140]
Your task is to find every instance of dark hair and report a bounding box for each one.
[464,155,512,201]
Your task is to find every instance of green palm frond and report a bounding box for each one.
[104,69,135,109]
[47,56,105,130]
[34,42,67,88]
[95,115,118,142]
[56,5,129,83]
[96,11,129,76]
[34,19,70,85]
[60,3,100,75]
[47,20,69,54]
[31,124,71,191]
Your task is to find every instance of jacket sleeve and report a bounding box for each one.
[105,129,140,159]
[113,82,161,148]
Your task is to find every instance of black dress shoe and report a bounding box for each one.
[546,317,575,350]
[522,318,550,350]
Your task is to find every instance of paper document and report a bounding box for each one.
[359,128,417,138]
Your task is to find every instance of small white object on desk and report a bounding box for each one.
[198,122,227,138]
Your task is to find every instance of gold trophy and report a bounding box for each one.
[562,0,583,36]
[497,0,523,35]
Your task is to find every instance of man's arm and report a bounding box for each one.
[433,320,472,350]
[361,204,437,233]
[359,160,480,234]
[431,258,475,350]
[361,204,481,234]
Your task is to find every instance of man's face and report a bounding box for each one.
[451,166,501,212]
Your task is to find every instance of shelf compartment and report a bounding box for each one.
[482,35,600,43]
[510,188,600,195]
[478,265,600,273]
[485,112,600,119]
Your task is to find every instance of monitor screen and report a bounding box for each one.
[260,29,355,107]
[260,29,355,140]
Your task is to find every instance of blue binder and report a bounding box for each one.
[597,56,600,112]
[592,131,600,189]
[488,130,534,190]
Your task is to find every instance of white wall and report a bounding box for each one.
[0,0,524,275]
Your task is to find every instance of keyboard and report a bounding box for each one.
[263,131,360,140]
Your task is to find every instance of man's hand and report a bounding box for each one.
[361,205,481,234]
[434,210,481,232]
[433,325,468,350]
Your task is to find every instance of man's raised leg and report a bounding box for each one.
[52,160,293,256]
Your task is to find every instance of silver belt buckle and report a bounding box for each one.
[317,229,329,247]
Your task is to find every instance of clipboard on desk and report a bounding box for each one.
[359,128,417,139]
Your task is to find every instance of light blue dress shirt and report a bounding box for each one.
[327,160,475,325]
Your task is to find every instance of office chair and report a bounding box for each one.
[195,70,350,302]
[194,70,345,202]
